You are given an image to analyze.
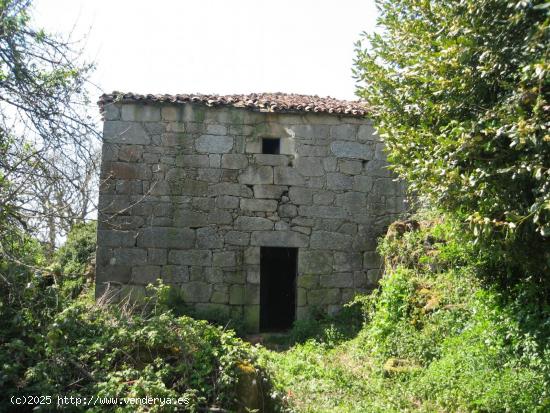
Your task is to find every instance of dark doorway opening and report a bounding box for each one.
[260,247,297,331]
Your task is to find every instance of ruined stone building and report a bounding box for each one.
[96,92,407,332]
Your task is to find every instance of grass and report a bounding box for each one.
[262,340,380,412]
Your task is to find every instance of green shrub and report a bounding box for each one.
[0,229,59,406]
[2,281,284,412]
[54,221,96,277]
[51,221,97,301]
[35,299,278,412]
[360,215,550,411]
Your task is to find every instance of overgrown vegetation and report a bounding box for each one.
[1,224,283,412]
[354,0,550,292]
[7,214,547,412]
[264,214,550,412]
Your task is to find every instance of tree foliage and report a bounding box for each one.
[354,0,549,286]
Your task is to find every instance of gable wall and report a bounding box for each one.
[96,102,407,331]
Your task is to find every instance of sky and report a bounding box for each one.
[31,0,378,102]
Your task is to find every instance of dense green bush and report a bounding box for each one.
[51,221,97,301]
[262,304,363,350]
[53,222,97,278]
[328,1,550,407]
[0,228,53,401]
[0,221,96,373]
[3,290,280,412]
[354,0,550,290]
[33,297,277,412]
[366,216,549,410]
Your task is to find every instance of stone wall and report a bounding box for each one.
[96,101,407,331]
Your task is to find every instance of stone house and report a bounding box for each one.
[96,92,407,332]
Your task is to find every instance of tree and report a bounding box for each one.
[24,149,99,255]
[0,0,99,253]
[354,0,549,287]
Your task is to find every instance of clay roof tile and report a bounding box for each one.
[98,91,368,117]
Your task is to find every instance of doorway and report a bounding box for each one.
[260,247,297,331]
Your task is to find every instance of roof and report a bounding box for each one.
[98,92,368,117]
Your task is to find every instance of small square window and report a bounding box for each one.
[262,138,280,154]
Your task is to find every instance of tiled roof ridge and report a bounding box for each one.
[98,91,368,117]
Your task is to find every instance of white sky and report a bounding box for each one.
[32,0,378,101]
